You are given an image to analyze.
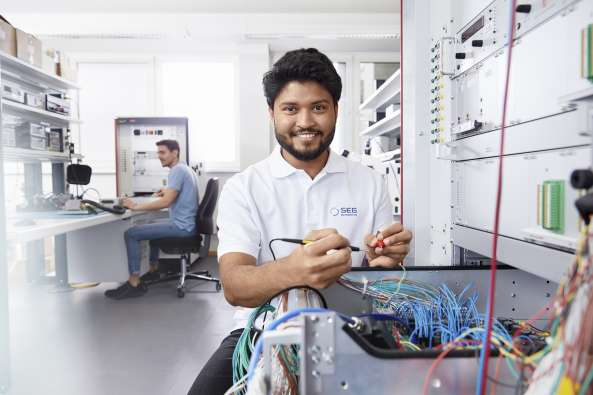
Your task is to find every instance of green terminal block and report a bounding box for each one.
[538,180,565,233]
[582,24,593,82]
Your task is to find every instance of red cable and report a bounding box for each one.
[490,353,504,395]
[399,0,404,225]
[479,1,518,394]
[422,346,459,395]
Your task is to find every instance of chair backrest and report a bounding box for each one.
[195,178,219,235]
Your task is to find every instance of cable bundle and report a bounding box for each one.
[525,223,593,395]
[232,303,276,390]
[338,274,508,348]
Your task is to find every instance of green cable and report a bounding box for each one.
[232,303,276,390]
[578,363,593,395]
[550,362,565,395]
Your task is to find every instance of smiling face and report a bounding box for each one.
[270,80,338,162]
[156,145,178,168]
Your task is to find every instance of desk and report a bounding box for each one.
[6,209,167,285]
[7,211,143,243]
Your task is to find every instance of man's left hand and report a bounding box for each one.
[122,197,138,211]
[364,223,413,268]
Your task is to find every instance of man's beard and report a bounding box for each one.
[275,126,335,162]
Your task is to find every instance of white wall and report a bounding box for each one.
[237,45,273,169]
[43,41,271,195]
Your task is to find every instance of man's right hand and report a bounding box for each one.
[153,188,165,197]
[285,228,352,289]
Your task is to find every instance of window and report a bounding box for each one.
[159,61,237,168]
[78,61,154,198]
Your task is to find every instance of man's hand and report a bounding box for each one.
[285,228,352,289]
[122,197,138,211]
[364,223,413,268]
[153,188,165,197]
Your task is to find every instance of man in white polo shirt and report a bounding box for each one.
[188,48,412,395]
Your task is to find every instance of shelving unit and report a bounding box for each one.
[1,51,81,278]
[1,147,82,163]
[2,100,81,125]
[1,50,81,392]
[358,66,401,218]
[1,51,80,163]
[0,51,79,91]
[359,69,401,112]
[372,148,401,162]
[360,109,401,138]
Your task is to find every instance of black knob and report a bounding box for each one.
[455,52,466,59]
[575,193,593,224]
[571,169,593,190]
[472,40,484,47]
[516,4,532,13]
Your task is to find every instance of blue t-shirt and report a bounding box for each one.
[167,163,199,233]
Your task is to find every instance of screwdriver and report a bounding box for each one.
[279,238,378,252]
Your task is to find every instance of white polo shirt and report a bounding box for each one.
[217,146,394,329]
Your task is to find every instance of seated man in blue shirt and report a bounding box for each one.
[105,139,199,300]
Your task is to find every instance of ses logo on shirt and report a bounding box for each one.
[330,207,358,217]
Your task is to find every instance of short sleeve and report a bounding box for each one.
[216,176,261,260]
[167,167,184,191]
[373,175,395,232]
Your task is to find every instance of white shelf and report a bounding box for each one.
[521,227,577,251]
[2,100,81,125]
[372,148,401,162]
[360,110,401,138]
[559,86,593,104]
[1,147,82,163]
[0,51,79,90]
[359,69,401,112]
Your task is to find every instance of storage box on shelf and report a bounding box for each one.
[15,29,41,68]
[0,16,16,57]
[56,51,77,82]
[41,47,58,77]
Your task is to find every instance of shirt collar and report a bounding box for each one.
[269,145,347,178]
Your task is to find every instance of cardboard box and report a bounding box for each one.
[0,16,16,57]
[41,46,58,76]
[57,51,78,82]
[16,29,42,67]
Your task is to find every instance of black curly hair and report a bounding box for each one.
[263,48,342,108]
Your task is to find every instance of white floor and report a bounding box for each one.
[6,257,235,395]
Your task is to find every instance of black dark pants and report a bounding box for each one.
[188,329,246,395]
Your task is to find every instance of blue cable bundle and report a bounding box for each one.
[339,275,511,348]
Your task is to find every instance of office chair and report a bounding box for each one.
[150,178,222,297]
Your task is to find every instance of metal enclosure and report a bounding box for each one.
[260,267,554,394]
[403,0,593,282]
[115,117,189,196]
